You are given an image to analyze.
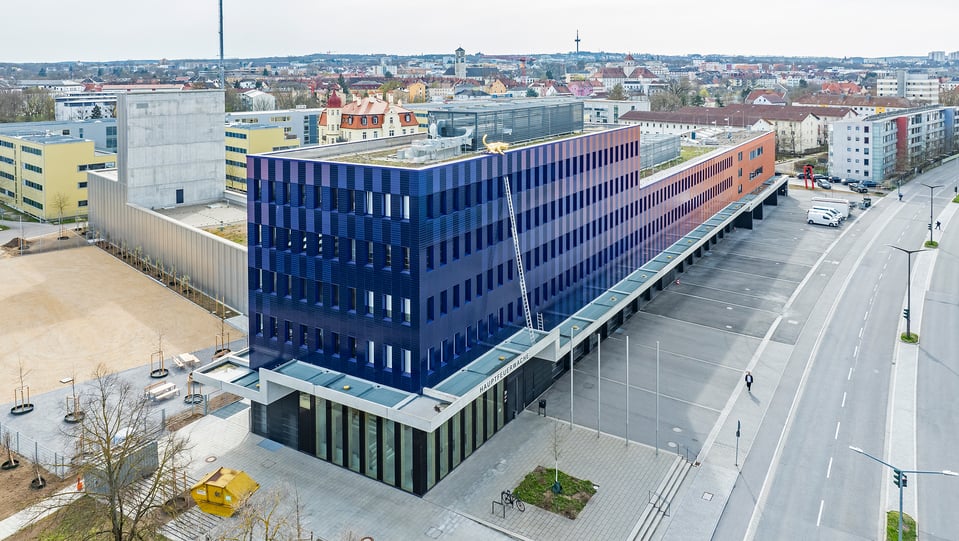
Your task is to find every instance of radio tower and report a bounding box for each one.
[218,0,225,90]
[575,30,581,55]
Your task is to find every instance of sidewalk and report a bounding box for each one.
[658,188,957,540]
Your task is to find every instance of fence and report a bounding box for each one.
[0,420,76,479]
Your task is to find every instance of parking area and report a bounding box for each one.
[534,185,861,459]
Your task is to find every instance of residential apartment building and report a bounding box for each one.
[210,99,776,496]
[318,95,421,144]
[793,94,914,117]
[877,71,940,104]
[620,105,856,154]
[0,132,115,220]
[225,124,299,191]
[828,105,958,182]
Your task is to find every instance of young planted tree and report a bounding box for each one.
[52,192,70,240]
[67,365,192,541]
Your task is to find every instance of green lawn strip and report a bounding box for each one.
[514,466,596,519]
[886,511,917,541]
[900,332,919,343]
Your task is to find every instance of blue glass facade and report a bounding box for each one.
[247,127,776,394]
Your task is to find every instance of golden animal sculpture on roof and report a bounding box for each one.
[482,134,510,155]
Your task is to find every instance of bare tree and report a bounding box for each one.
[216,483,310,541]
[20,88,54,121]
[52,192,70,239]
[65,365,192,541]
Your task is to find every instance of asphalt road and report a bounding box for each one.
[713,160,959,540]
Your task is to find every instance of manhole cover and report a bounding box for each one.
[725,325,733,329]
[425,526,442,539]
[667,441,678,448]
[672,427,682,433]
[205,455,217,463]
[702,492,714,501]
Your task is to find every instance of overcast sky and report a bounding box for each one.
[4,0,956,64]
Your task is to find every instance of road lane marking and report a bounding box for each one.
[743,193,896,540]
[848,367,853,381]
[841,392,847,408]
[859,328,864,339]
[834,421,841,439]
[864,310,869,320]
[817,500,825,526]
[827,457,833,479]
[854,345,859,357]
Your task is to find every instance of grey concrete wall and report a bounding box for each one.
[117,91,225,209]
[88,171,248,315]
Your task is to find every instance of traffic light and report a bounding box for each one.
[903,308,910,320]
[893,470,908,488]
[928,223,933,231]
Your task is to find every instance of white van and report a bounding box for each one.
[807,209,839,227]
[811,206,844,222]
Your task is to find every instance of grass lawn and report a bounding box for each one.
[513,466,596,519]
[9,495,167,541]
[887,511,917,541]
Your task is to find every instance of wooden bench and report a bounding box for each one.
[144,381,168,397]
[154,387,179,401]
[147,382,176,400]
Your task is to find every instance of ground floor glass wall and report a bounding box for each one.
[250,380,507,496]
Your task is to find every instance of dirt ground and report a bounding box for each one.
[0,453,72,524]
[0,245,245,396]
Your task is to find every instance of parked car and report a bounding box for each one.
[816,179,833,189]
[796,172,810,180]
[849,183,868,193]
[830,176,842,182]
[859,180,879,188]
[813,174,829,181]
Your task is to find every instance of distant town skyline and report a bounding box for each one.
[4,0,957,64]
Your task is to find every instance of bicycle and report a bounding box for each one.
[502,489,525,512]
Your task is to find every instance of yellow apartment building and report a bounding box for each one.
[225,124,299,192]
[0,133,116,221]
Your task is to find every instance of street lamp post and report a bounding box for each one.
[889,245,925,340]
[920,182,942,245]
[569,325,579,430]
[848,445,957,541]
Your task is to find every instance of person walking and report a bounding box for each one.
[745,371,754,393]
[936,220,942,230]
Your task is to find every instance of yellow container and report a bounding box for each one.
[190,467,260,517]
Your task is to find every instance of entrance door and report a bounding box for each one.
[505,372,523,421]
[176,188,184,204]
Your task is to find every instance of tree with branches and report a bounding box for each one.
[65,365,192,541]
[52,192,70,239]
[215,483,310,541]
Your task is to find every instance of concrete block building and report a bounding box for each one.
[117,91,225,208]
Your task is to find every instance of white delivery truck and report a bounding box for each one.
[811,197,852,219]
